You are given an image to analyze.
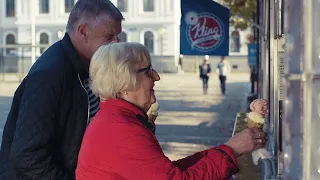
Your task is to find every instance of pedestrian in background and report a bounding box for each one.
[199,57,211,94]
[216,56,231,95]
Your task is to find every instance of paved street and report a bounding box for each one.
[0,73,249,161]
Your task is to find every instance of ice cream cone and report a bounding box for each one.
[247,117,264,129]
[247,112,265,129]
[147,101,160,117]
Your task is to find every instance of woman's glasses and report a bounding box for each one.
[137,65,153,77]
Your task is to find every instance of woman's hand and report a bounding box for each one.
[225,128,268,157]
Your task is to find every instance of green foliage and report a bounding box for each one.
[222,0,257,31]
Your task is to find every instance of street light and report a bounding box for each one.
[57,30,64,40]
[30,0,36,65]
[158,27,167,73]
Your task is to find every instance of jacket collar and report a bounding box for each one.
[100,99,148,119]
[60,33,89,80]
[100,99,155,133]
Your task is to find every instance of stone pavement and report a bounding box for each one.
[0,73,249,161]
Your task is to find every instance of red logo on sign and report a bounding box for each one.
[185,12,224,51]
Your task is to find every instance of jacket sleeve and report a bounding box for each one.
[172,150,207,170]
[10,72,72,180]
[116,123,240,180]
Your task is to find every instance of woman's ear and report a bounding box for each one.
[117,91,128,98]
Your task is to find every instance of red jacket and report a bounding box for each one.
[76,99,240,180]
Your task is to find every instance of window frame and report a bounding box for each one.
[4,32,16,55]
[39,0,50,14]
[6,0,15,17]
[64,0,75,13]
[143,0,154,12]
[117,0,128,12]
[230,30,241,53]
[36,31,52,55]
[143,31,155,54]
[118,31,128,42]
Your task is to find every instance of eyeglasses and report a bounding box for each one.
[137,65,153,77]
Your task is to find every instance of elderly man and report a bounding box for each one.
[0,0,123,179]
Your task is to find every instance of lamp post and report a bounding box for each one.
[158,27,167,73]
[30,0,36,65]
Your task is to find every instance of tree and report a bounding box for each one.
[222,0,257,31]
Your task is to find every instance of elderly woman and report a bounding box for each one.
[76,42,267,180]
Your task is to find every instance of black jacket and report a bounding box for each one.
[0,34,89,179]
[199,64,211,78]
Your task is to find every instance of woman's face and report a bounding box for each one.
[125,63,160,112]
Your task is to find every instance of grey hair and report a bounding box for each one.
[66,0,124,34]
[89,42,151,101]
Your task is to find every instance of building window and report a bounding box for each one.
[6,0,15,17]
[39,0,49,13]
[117,0,128,12]
[6,34,16,54]
[144,31,154,54]
[170,0,174,11]
[118,32,127,42]
[40,33,49,53]
[65,0,74,13]
[230,30,241,52]
[143,0,154,12]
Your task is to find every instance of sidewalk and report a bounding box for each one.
[0,73,250,161]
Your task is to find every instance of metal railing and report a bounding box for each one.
[0,44,48,82]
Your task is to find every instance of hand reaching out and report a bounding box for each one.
[225,128,268,157]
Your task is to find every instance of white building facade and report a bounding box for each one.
[0,0,250,73]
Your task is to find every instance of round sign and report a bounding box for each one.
[185,12,225,52]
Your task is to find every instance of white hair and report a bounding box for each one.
[89,42,151,101]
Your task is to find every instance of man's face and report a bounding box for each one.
[85,17,122,61]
